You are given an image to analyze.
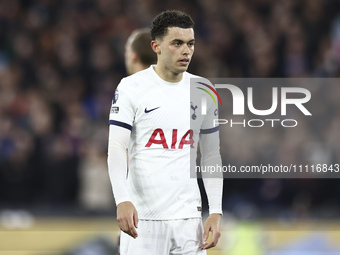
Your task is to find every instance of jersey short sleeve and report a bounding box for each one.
[109,78,135,131]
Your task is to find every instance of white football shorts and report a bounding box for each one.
[120,218,207,255]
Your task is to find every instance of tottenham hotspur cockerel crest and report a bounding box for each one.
[191,102,197,120]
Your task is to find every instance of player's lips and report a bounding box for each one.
[178,58,190,65]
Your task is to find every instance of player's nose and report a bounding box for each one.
[182,44,191,55]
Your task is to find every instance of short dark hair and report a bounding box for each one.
[151,10,194,40]
[130,29,157,66]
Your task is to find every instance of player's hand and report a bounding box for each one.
[201,213,221,250]
[117,201,139,239]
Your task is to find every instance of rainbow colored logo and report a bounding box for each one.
[196,82,222,106]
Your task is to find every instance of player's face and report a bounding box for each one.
[157,27,195,74]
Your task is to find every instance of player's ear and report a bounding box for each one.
[151,40,161,54]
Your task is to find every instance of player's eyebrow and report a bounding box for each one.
[171,39,195,44]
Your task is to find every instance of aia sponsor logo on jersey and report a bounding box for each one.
[145,129,194,149]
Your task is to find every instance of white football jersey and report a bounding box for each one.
[109,66,219,220]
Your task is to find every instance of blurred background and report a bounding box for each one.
[1,0,340,254]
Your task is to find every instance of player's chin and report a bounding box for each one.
[176,63,190,72]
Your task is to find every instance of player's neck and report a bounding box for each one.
[153,65,183,83]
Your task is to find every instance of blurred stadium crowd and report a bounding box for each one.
[1,0,340,217]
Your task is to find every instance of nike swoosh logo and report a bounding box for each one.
[145,107,160,113]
